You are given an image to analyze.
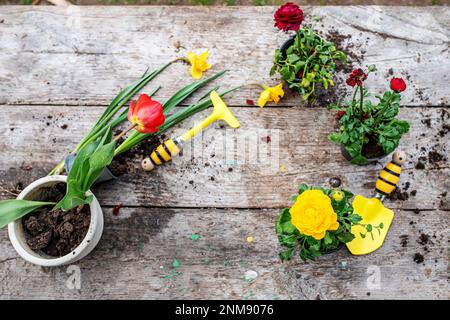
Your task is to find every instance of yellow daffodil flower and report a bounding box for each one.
[187,51,211,80]
[257,83,284,108]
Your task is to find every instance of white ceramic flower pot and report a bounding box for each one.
[8,175,104,267]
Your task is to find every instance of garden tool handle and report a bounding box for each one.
[374,151,406,200]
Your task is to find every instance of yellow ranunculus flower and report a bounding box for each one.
[257,84,284,108]
[290,190,339,240]
[187,51,211,80]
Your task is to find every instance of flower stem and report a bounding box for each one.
[359,85,364,115]
[114,124,137,142]
[373,92,395,127]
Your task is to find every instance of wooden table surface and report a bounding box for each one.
[0,5,448,299]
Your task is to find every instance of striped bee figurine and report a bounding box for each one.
[141,138,182,171]
[375,151,406,199]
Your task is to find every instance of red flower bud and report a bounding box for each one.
[274,2,304,32]
[128,94,165,133]
[336,110,345,121]
[390,77,406,93]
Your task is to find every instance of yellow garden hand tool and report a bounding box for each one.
[346,151,406,255]
[141,91,240,171]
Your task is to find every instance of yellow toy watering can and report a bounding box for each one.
[346,151,406,255]
[141,91,240,171]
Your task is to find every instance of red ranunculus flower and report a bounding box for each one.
[346,68,368,87]
[390,77,406,93]
[128,94,165,133]
[274,2,304,32]
[335,110,345,121]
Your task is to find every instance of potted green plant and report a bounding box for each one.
[8,175,103,267]
[276,184,364,261]
[270,2,346,102]
[329,65,410,165]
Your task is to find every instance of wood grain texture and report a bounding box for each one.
[0,6,449,300]
[0,207,448,299]
[0,6,448,106]
[1,105,448,209]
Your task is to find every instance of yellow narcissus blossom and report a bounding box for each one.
[187,51,211,80]
[289,190,339,240]
[257,83,284,108]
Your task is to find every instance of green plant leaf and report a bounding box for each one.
[55,128,115,211]
[0,200,55,229]
[336,232,355,243]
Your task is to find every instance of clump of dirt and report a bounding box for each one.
[421,118,431,128]
[413,253,424,264]
[399,234,408,248]
[438,124,449,137]
[387,187,409,201]
[418,233,431,246]
[22,183,91,257]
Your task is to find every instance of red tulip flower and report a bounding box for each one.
[128,94,165,133]
[390,78,406,93]
[274,2,304,32]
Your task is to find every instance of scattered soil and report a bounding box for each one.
[428,151,444,163]
[22,183,91,257]
[387,187,409,201]
[109,133,164,176]
[300,27,363,107]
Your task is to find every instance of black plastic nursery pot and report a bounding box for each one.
[280,36,302,83]
[64,153,118,184]
[340,144,389,165]
[280,36,296,58]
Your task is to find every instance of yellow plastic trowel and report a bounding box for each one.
[346,151,407,255]
[141,91,240,171]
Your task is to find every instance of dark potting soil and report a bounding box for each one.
[361,140,386,159]
[22,183,91,257]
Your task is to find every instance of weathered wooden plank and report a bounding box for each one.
[0,207,447,299]
[0,6,448,106]
[1,105,448,210]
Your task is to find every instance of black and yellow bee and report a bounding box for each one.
[375,151,406,198]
